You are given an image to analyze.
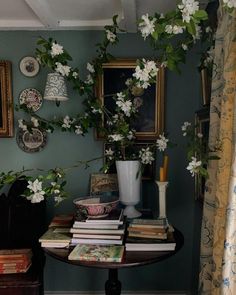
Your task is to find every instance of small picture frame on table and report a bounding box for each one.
[195,107,210,201]
[90,173,118,195]
[95,59,165,141]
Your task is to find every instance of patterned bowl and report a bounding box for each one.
[73,195,119,218]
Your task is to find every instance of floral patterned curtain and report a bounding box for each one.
[199,4,236,295]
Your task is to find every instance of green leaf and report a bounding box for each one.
[193,10,208,21]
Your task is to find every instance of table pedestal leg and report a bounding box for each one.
[105,269,121,295]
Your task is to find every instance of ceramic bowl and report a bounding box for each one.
[73,195,119,218]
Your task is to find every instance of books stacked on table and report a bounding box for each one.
[39,228,72,248]
[0,248,32,274]
[68,244,125,262]
[126,218,176,251]
[70,209,125,246]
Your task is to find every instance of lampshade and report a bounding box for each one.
[43,72,68,102]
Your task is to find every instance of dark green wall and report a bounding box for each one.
[0,30,202,293]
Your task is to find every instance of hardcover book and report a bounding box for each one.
[49,213,74,228]
[70,225,125,235]
[129,218,168,229]
[68,244,125,262]
[0,248,32,259]
[39,228,71,243]
[71,237,123,245]
[72,222,120,229]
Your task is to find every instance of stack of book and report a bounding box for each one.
[0,248,32,274]
[126,218,176,251]
[70,209,125,246]
[39,213,74,248]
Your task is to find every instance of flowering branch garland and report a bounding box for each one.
[5,0,234,204]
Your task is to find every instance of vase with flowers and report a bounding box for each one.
[99,60,170,217]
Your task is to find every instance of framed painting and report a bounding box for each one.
[90,173,118,194]
[103,142,156,181]
[195,107,210,201]
[96,59,165,140]
[0,61,14,137]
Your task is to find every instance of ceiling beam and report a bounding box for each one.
[24,0,58,28]
[120,0,137,33]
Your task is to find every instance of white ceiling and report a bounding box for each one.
[0,0,208,32]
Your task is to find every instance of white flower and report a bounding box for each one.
[46,129,52,133]
[50,42,64,57]
[181,121,191,132]
[125,78,133,86]
[31,117,39,127]
[205,26,212,33]
[18,119,27,131]
[105,148,114,160]
[106,30,116,43]
[91,106,102,114]
[182,44,188,51]
[139,147,154,165]
[87,62,95,73]
[62,115,73,129]
[223,0,236,8]
[28,192,45,203]
[197,133,203,138]
[165,25,173,34]
[156,134,169,152]
[133,59,158,89]
[54,195,63,203]
[54,189,60,194]
[112,114,119,122]
[127,131,135,140]
[27,179,46,203]
[55,62,71,76]
[138,14,156,40]
[85,74,94,85]
[172,25,184,34]
[186,156,202,176]
[116,99,132,117]
[51,182,56,187]
[178,0,199,23]
[161,61,168,68]
[75,125,83,135]
[108,134,124,142]
[193,24,202,41]
[27,179,43,193]
[72,72,78,79]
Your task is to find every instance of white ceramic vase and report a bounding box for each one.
[116,160,142,218]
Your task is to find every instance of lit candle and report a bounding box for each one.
[159,167,165,182]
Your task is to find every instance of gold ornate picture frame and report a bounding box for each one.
[95,59,165,141]
[0,61,14,137]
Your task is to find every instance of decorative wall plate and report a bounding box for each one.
[16,128,47,153]
[19,56,40,77]
[19,88,43,112]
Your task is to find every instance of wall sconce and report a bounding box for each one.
[44,72,68,106]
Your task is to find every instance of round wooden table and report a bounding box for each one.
[44,228,184,295]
